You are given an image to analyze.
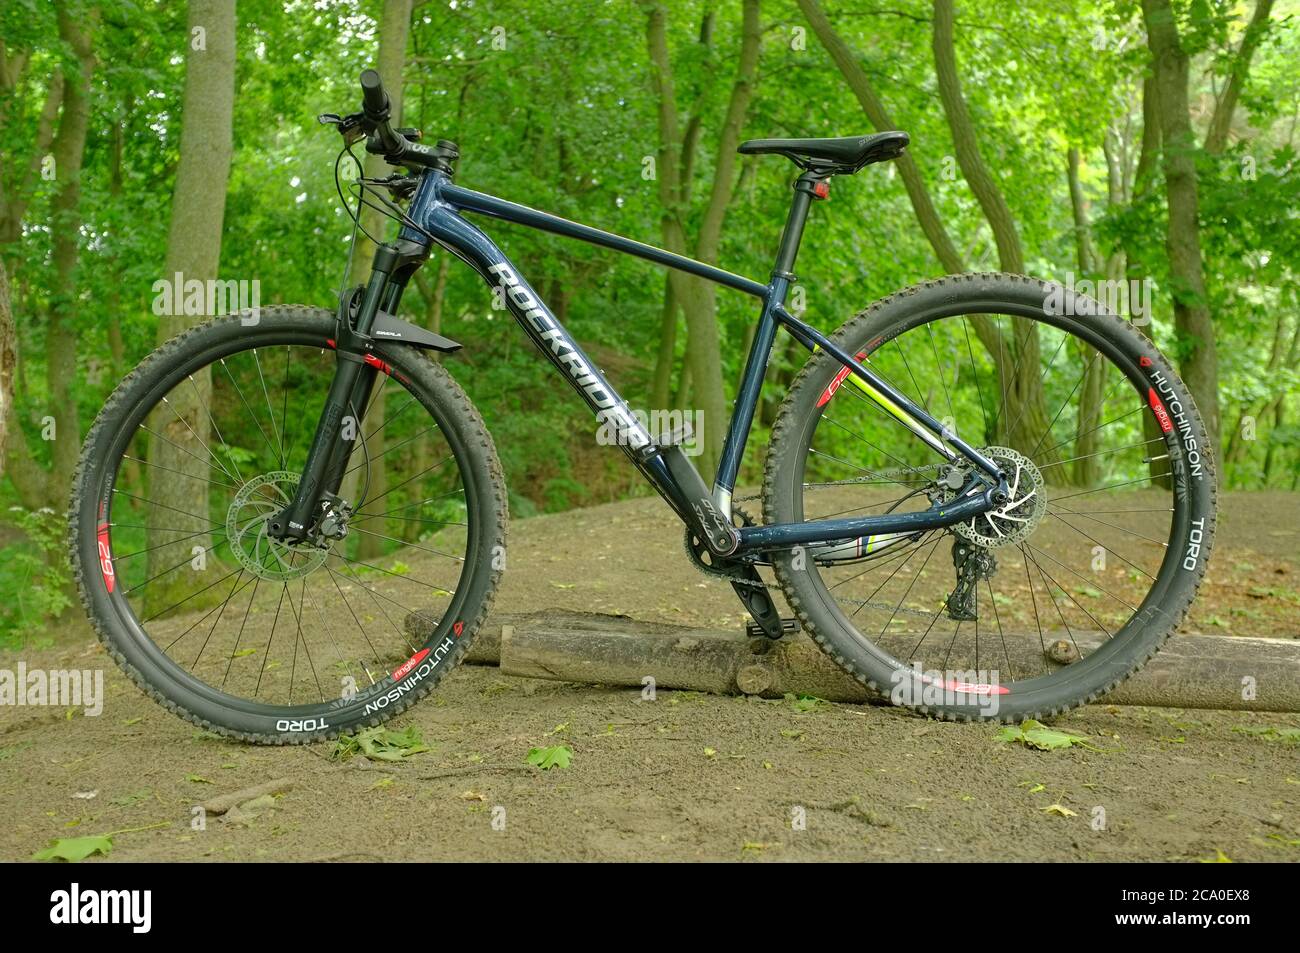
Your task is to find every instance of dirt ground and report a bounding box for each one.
[1,490,1298,862]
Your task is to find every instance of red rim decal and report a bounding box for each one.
[816,350,868,407]
[1147,388,1173,433]
[392,648,431,682]
[940,679,1008,696]
[916,671,1009,696]
[96,522,115,594]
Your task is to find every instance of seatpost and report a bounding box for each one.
[772,170,824,280]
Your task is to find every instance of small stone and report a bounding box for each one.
[1046,639,1079,664]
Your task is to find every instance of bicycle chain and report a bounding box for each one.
[683,464,951,621]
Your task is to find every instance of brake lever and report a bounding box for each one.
[317,112,366,145]
[359,173,418,200]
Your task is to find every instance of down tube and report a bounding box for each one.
[419,205,694,509]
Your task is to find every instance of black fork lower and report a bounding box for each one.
[267,353,380,543]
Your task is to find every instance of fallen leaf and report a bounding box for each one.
[32,835,113,863]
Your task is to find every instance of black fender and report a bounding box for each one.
[369,310,462,352]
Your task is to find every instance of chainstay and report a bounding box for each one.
[686,485,947,621]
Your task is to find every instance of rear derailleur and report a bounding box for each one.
[946,537,997,621]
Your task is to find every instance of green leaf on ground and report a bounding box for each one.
[1231,725,1300,745]
[997,719,1098,751]
[32,835,113,862]
[331,725,431,763]
[785,692,823,713]
[526,745,572,770]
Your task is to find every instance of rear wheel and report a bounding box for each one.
[764,273,1216,721]
[70,306,506,743]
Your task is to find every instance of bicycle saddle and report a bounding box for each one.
[737,131,909,174]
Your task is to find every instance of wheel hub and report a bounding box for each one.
[227,471,331,581]
[948,446,1047,549]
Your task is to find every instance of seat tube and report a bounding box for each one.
[713,172,819,513]
[714,282,786,513]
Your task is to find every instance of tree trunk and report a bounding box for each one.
[648,97,704,414]
[145,0,236,613]
[0,259,13,468]
[1142,0,1219,448]
[644,0,761,479]
[1204,0,1276,155]
[31,6,96,508]
[649,275,677,412]
[1122,77,1173,490]
[0,52,64,483]
[932,0,1052,459]
[1066,147,1107,487]
[798,0,1020,437]
[798,0,963,275]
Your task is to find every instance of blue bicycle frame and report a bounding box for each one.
[280,163,1008,561]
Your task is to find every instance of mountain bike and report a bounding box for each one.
[70,70,1215,742]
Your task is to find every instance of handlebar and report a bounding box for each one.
[358,69,407,156]
[346,69,459,175]
[359,69,389,119]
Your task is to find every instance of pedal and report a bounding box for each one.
[746,616,798,639]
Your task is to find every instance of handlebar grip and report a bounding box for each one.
[359,69,389,120]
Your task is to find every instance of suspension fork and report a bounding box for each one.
[267,248,409,543]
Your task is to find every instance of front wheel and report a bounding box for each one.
[70,306,507,743]
[764,273,1216,722]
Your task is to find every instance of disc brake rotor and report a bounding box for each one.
[227,471,330,581]
[948,446,1047,549]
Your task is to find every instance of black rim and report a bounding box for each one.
[789,304,1198,700]
[86,323,482,721]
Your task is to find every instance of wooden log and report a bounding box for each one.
[405,611,500,665]
[406,609,1300,712]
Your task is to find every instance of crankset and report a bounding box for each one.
[683,505,791,639]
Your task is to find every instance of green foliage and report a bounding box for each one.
[0,508,72,649]
[1230,725,1300,744]
[996,719,1099,751]
[785,692,824,713]
[1,0,1296,642]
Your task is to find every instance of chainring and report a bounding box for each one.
[684,504,760,579]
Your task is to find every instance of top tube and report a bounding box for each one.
[436,179,770,300]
